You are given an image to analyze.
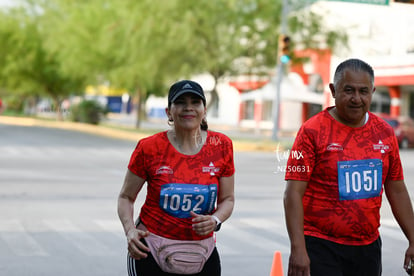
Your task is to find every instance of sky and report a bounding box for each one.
[0,0,16,8]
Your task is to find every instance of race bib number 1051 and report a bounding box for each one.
[160,183,218,218]
[337,159,382,201]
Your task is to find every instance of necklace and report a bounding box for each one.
[170,129,204,154]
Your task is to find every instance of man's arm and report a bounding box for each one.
[384,179,414,271]
[284,180,310,276]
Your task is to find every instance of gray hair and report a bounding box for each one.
[333,58,374,88]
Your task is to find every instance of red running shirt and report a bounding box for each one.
[285,107,403,245]
[128,130,234,240]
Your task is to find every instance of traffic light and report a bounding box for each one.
[278,35,291,64]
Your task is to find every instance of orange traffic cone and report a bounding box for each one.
[270,251,284,276]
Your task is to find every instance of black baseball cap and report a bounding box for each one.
[168,80,206,106]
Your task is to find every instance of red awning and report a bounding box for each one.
[228,80,268,92]
[375,75,414,86]
[374,64,414,86]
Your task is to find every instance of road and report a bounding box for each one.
[0,123,413,276]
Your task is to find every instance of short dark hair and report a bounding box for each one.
[333,58,374,88]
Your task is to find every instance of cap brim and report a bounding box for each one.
[170,90,205,103]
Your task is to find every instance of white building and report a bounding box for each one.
[313,0,414,118]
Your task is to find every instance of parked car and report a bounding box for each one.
[377,114,414,149]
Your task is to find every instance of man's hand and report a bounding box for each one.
[287,247,311,276]
[404,244,414,275]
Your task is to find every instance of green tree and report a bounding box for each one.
[0,5,86,119]
[42,0,196,127]
[180,0,348,114]
[1,0,348,126]
[44,0,347,126]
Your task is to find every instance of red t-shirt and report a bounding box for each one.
[128,130,234,240]
[285,107,403,245]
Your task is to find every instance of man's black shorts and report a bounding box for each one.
[305,235,382,276]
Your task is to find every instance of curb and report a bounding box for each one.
[0,116,287,152]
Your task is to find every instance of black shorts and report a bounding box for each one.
[305,235,382,276]
[127,239,221,276]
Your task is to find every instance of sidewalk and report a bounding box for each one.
[0,114,294,152]
[103,113,295,151]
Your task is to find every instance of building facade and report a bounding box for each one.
[320,0,414,118]
[226,0,414,135]
[145,0,414,136]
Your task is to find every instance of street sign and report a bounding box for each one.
[309,0,389,5]
[325,0,389,4]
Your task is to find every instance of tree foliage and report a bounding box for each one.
[40,0,199,125]
[0,4,86,118]
[0,0,348,125]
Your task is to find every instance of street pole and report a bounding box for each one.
[271,59,284,140]
[271,0,289,140]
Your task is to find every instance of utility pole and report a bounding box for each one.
[271,0,289,140]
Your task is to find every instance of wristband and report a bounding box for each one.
[212,215,222,232]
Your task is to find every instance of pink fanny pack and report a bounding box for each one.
[144,233,215,274]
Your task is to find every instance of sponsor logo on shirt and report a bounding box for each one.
[373,140,389,153]
[202,162,220,176]
[156,166,174,175]
[327,143,344,151]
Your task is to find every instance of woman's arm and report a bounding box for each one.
[191,174,235,236]
[214,174,235,223]
[117,169,150,259]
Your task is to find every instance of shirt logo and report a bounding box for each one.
[202,162,220,176]
[373,140,389,153]
[156,166,173,175]
[327,143,343,151]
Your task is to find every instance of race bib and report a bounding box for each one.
[160,183,217,218]
[337,159,382,201]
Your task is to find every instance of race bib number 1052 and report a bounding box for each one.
[160,183,217,218]
[337,159,382,201]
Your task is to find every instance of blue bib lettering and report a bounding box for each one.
[337,159,382,201]
[160,183,218,218]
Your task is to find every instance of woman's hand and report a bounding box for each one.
[191,211,217,236]
[126,228,150,260]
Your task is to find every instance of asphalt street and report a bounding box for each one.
[0,123,413,275]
